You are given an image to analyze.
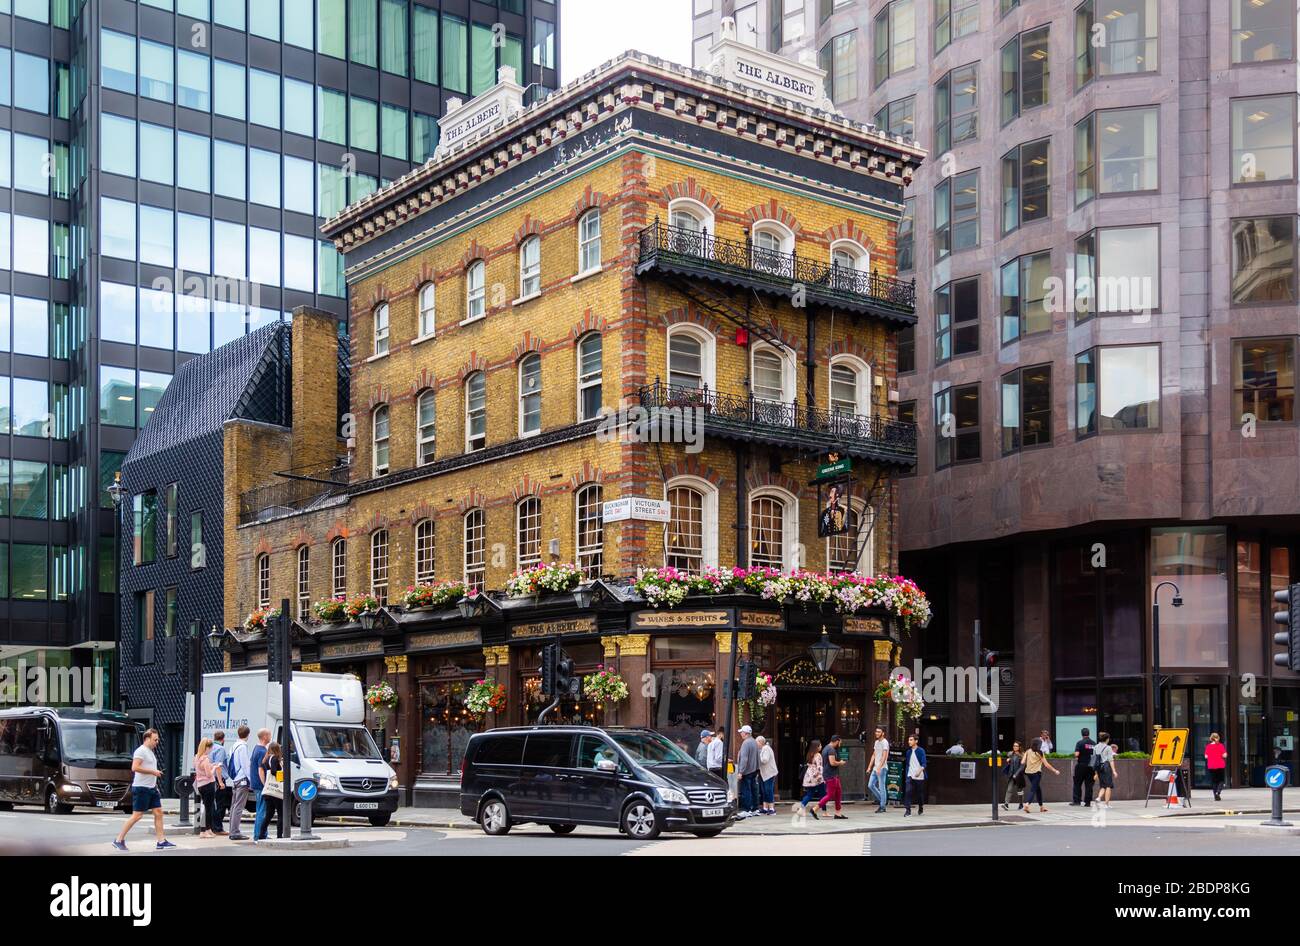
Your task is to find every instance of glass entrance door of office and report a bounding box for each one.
[1166,686,1219,789]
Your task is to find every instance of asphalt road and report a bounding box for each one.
[4,804,1300,857]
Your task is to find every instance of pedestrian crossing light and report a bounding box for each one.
[1274,583,1300,671]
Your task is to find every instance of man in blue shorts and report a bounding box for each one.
[113,728,177,851]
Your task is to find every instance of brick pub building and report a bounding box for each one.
[199,28,924,806]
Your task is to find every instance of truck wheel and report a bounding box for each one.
[480,798,512,836]
[621,801,661,840]
[368,813,392,827]
[45,788,72,815]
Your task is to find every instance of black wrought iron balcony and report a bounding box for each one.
[636,220,916,324]
[238,462,350,526]
[636,380,917,466]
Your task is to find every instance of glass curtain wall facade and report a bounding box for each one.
[0,0,558,708]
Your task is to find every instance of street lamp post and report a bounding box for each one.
[1151,580,1183,729]
[106,472,126,709]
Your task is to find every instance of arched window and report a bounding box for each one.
[465,260,486,320]
[464,509,486,591]
[296,546,310,620]
[372,404,390,476]
[519,236,541,298]
[519,353,542,435]
[331,537,346,598]
[829,354,871,417]
[828,501,872,575]
[516,496,541,569]
[415,519,435,584]
[578,209,602,273]
[830,239,870,272]
[465,372,486,451]
[372,303,389,356]
[668,197,714,256]
[667,325,715,392]
[416,390,436,465]
[665,476,719,571]
[370,529,389,605]
[751,220,794,276]
[749,487,798,570]
[577,333,603,420]
[751,342,794,404]
[256,553,270,610]
[575,484,603,579]
[418,282,436,337]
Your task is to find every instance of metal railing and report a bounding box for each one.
[637,220,916,313]
[637,380,917,456]
[238,462,350,525]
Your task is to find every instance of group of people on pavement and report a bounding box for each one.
[1001,728,1117,813]
[113,725,290,851]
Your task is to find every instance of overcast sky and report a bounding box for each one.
[560,0,693,83]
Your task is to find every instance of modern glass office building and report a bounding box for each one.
[0,0,559,711]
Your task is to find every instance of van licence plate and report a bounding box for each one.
[702,807,725,818]
[354,802,379,810]
[96,801,117,809]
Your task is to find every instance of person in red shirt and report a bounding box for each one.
[1204,732,1228,801]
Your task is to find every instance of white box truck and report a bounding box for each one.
[184,670,399,826]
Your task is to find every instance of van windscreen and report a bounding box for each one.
[60,723,136,767]
[297,725,381,760]
[610,731,696,766]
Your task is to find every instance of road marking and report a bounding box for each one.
[625,833,865,856]
[862,833,871,856]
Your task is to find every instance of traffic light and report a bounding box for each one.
[556,653,580,700]
[540,643,558,697]
[736,658,755,701]
[1274,583,1300,671]
[266,626,283,683]
[980,649,999,669]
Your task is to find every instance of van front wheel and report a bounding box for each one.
[45,788,72,815]
[480,798,511,836]
[621,801,661,840]
[368,813,392,827]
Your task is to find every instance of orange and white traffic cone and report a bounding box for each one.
[1166,773,1180,808]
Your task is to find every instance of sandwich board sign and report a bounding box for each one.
[1150,727,1190,767]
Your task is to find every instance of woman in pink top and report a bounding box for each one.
[1204,732,1228,801]
[194,738,218,838]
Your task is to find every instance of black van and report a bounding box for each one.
[460,726,734,839]
[0,707,137,813]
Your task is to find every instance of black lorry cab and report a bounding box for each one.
[460,726,735,840]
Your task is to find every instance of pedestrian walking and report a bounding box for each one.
[1094,732,1118,808]
[705,729,725,778]
[113,729,176,851]
[695,729,711,767]
[1022,737,1060,813]
[902,734,926,816]
[1205,732,1228,801]
[816,734,847,819]
[756,735,778,815]
[1071,727,1096,807]
[194,738,219,838]
[869,726,890,813]
[735,725,760,817]
[256,742,286,840]
[796,739,824,820]
[250,728,273,841]
[226,724,253,840]
[209,730,229,834]
[1003,741,1026,809]
[1038,729,1054,753]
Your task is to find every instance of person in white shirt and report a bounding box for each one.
[113,729,176,852]
[1039,730,1054,753]
[756,735,779,815]
[946,740,966,756]
[869,727,890,813]
[706,730,726,777]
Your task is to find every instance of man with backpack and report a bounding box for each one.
[226,725,253,841]
[1071,727,1096,807]
[209,730,230,835]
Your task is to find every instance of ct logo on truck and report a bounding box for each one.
[217,687,235,727]
[320,693,344,716]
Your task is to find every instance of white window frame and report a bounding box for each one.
[750,341,796,404]
[578,209,602,274]
[664,475,719,571]
[518,235,541,300]
[516,496,542,570]
[417,282,435,338]
[830,238,870,272]
[370,529,389,605]
[465,372,487,451]
[465,260,486,321]
[667,323,717,392]
[331,537,346,598]
[415,519,435,584]
[577,332,603,420]
[464,508,486,591]
[372,404,390,476]
[829,353,872,416]
[417,390,436,465]
[372,302,389,356]
[826,498,873,575]
[748,486,800,571]
[296,545,310,620]
[575,483,604,579]
[750,218,795,271]
[518,353,543,436]
[257,553,270,609]
[668,197,715,236]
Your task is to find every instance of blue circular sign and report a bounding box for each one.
[1266,765,1288,790]
[295,780,318,802]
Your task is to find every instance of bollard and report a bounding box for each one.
[294,773,321,840]
[173,775,195,830]
[1262,765,1292,827]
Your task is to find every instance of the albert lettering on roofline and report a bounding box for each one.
[734,59,817,100]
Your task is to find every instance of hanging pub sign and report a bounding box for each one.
[817,478,853,537]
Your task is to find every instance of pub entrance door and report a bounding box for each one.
[776,691,835,797]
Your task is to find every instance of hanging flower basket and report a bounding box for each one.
[875,674,924,730]
[402,579,467,610]
[465,679,507,719]
[582,665,630,703]
[243,608,280,633]
[505,562,583,598]
[365,680,398,729]
[744,669,777,722]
